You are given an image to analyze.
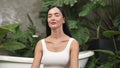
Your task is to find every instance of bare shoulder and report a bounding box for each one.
[70,38,80,50]
[36,39,42,46]
[72,38,79,46]
[35,39,43,51]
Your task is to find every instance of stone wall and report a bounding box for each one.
[0,0,45,37]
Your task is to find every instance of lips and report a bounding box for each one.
[51,22,56,25]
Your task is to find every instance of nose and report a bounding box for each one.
[50,15,56,21]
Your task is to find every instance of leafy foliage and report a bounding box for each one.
[0,24,26,51]
[0,14,40,57]
[0,41,26,51]
[0,23,19,36]
[42,0,77,7]
[103,30,120,38]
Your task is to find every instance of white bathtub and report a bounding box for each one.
[0,51,94,68]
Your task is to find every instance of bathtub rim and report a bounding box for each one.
[0,55,33,63]
[79,50,94,59]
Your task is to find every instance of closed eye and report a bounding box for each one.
[48,13,61,18]
[55,13,60,17]
[48,14,52,18]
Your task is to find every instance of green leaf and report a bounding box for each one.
[103,30,120,38]
[98,59,120,68]
[68,19,78,29]
[99,62,113,68]
[71,26,90,45]
[113,16,120,30]
[64,0,69,5]
[86,57,98,68]
[79,3,94,16]
[0,41,26,51]
[94,49,115,57]
[79,0,107,17]
[90,0,107,6]
[42,0,56,8]
[2,23,20,32]
[42,0,77,8]
[0,28,10,36]
[0,23,20,36]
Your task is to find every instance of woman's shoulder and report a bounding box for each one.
[36,38,46,46]
[71,37,78,42]
[37,38,44,43]
[70,37,80,48]
[34,39,45,52]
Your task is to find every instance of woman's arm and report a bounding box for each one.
[70,39,80,68]
[31,40,43,68]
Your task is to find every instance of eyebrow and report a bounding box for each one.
[54,12,59,15]
[48,12,60,15]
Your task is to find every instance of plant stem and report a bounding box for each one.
[112,36,118,55]
[97,25,100,39]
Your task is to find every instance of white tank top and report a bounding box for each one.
[41,38,74,68]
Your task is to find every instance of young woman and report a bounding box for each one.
[31,6,79,68]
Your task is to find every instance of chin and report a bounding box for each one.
[49,26,58,29]
[50,27,57,30]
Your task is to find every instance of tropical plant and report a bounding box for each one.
[79,0,120,67]
[90,30,120,68]
[103,30,120,54]
[0,14,40,57]
[12,14,40,57]
[0,23,26,51]
[79,0,120,39]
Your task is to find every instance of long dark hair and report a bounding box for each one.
[46,6,72,37]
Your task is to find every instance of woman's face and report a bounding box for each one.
[47,7,65,29]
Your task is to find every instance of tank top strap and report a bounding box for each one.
[65,38,74,51]
[41,39,47,51]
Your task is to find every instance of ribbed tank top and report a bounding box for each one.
[41,38,74,68]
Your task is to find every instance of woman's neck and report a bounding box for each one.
[50,27,65,39]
